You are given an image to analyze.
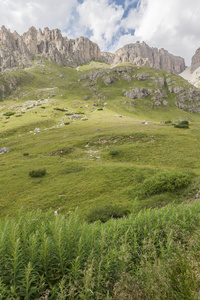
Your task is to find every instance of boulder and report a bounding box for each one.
[124,88,154,99]
[102,75,119,85]
[137,73,150,81]
[0,147,11,154]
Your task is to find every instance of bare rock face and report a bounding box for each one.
[191,48,200,72]
[0,26,32,70]
[23,27,102,67]
[0,26,185,74]
[124,88,154,99]
[0,26,101,70]
[180,48,200,87]
[103,42,185,74]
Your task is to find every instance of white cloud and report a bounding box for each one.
[0,0,78,34]
[120,0,200,65]
[73,0,124,49]
[0,0,200,65]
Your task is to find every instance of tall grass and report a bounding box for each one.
[0,202,200,298]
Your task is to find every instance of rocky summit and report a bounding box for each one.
[180,48,200,88]
[0,26,101,70]
[0,26,185,74]
[102,42,185,74]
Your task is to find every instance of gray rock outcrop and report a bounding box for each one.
[180,47,200,87]
[0,26,101,71]
[124,88,154,99]
[0,26,186,74]
[103,42,185,74]
[0,147,11,154]
[191,48,200,72]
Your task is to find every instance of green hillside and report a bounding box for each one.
[1,58,200,299]
[0,59,200,218]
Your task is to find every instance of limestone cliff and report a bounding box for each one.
[102,42,185,74]
[0,26,185,74]
[180,48,200,87]
[0,26,101,71]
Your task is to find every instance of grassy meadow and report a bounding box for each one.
[1,60,200,217]
[1,59,200,298]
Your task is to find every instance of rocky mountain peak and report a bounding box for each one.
[191,48,200,72]
[0,26,101,71]
[102,41,185,74]
[0,26,185,74]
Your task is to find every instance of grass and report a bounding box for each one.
[1,59,200,298]
[0,60,200,216]
[0,202,200,298]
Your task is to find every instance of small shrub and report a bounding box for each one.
[174,120,189,129]
[86,204,130,223]
[180,120,189,125]
[23,153,29,156]
[3,112,15,116]
[165,120,172,124]
[64,122,70,125]
[53,108,66,112]
[29,169,46,178]
[131,171,191,199]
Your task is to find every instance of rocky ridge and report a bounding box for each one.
[102,42,185,74]
[0,26,185,74]
[0,26,101,71]
[180,48,200,88]
[79,66,200,113]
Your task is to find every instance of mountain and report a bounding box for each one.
[0,26,101,70]
[1,58,200,217]
[102,42,185,74]
[180,48,200,87]
[0,26,185,74]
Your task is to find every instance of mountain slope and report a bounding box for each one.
[1,60,200,217]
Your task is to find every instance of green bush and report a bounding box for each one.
[23,153,29,156]
[174,120,189,128]
[3,112,15,116]
[165,120,172,124]
[29,169,46,178]
[132,171,191,198]
[53,107,66,112]
[86,204,130,223]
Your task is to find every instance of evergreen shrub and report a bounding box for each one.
[29,169,46,178]
[132,171,191,198]
[174,120,189,128]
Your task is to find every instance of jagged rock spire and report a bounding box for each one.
[0,26,185,74]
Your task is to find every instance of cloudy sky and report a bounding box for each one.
[1,0,200,65]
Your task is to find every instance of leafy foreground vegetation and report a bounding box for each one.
[0,203,200,299]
